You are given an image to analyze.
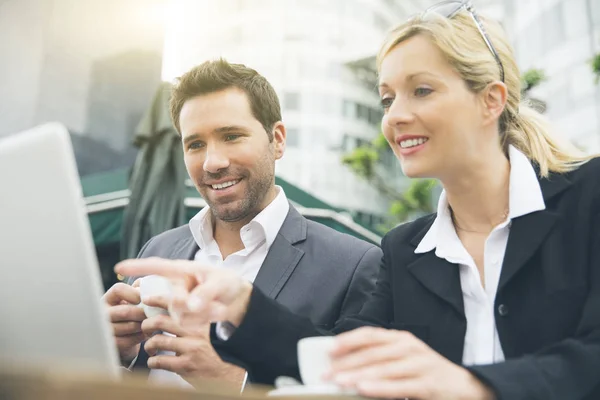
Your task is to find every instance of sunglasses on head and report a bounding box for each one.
[422,0,505,82]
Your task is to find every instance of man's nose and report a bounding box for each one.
[203,145,230,173]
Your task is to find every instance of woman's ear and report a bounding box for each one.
[481,81,508,127]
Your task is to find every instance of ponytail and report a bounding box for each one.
[501,101,596,177]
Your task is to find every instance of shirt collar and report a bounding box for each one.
[188,186,290,253]
[415,145,546,255]
[245,186,289,249]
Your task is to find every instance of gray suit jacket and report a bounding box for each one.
[131,204,382,376]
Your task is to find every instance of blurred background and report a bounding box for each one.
[1,0,599,288]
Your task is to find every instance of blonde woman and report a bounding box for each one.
[116,1,600,399]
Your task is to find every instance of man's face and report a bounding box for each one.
[179,87,285,223]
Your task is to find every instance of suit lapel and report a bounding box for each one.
[405,169,572,308]
[407,253,465,317]
[253,205,306,299]
[171,231,199,260]
[498,171,571,292]
[408,217,465,317]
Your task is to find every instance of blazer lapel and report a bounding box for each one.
[498,171,571,292]
[408,218,465,317]
[170,230,199,260]
[407,254,465,317]
[253,205,306,299]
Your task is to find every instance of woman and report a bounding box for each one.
[116,1,600,399]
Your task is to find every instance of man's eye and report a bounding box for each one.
[225,134,241,141]
[189,142,205,150]
[380,97,394,109]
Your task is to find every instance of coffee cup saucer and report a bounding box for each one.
[268,384,359,397]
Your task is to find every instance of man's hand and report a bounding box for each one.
[102,280,147,365]
[115,258,253,330]
[327,327,496,400]
[141,295,246,389]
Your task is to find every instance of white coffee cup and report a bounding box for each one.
[138,275,172,318]
[297,336,337,388]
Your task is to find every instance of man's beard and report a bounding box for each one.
[203,166,274,223]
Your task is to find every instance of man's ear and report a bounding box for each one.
[271,122,286,160]
[481,81,508,127]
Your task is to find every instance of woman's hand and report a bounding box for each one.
[114,257,253,330]
[328,327,495,400]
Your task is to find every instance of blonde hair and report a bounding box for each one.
[377,12,596,177]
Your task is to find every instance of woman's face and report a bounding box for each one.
[379,34,492,180]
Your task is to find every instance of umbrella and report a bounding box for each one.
[120,82,187,259]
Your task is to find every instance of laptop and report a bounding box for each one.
[0,123,120,378]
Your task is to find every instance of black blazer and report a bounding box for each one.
[221,158,600,400]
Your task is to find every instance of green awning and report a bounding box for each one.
[83,168,381,246]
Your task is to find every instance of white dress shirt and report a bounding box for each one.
[414,146,546,366]
[149,186,290,386]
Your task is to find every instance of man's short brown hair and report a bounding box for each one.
[169,59,281,141]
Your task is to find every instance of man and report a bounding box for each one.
[102,59,381,389]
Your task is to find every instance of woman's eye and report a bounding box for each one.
[414,87,433,97]
[380,97,394,109]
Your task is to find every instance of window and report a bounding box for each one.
[283,55,300,78]
[563,0,588,39]
[541,4,565,53]
[342,134,357,152]
[369,107,383,126]
[356,104,368,122]
[320,95,341,116]
[343,100,356,118]
[286,128,300,147]
[343,101,382,125]
[519,22,543,66]
[380,146,397,170]
[310,128,330,148]
[284,92,300,110]
[593,0,600,25]
[356,138,370,148]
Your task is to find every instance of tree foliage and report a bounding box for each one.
[591,54,600,84]
[342,134,436,231]
[521,68,547,94]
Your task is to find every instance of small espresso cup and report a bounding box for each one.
[297,336,337,387]
[138,275,172,318]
